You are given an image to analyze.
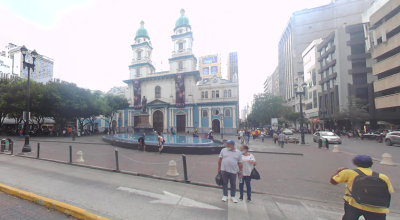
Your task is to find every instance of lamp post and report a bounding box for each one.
[21,45,38,153]
[294,82,307,145]
[220,114,224,140]
[320,108,327,130]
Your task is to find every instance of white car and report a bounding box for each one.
[313,131,342,144]
[282,129,293,135]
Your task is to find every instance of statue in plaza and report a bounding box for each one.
[142,96,147,113]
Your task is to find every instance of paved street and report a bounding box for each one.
[1,134,400,219]
[1,154,399,220]
[0,191,75,220]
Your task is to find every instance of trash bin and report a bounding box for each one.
[1,139,5,152]
[318,139,322,149]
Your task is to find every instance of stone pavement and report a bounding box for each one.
[4,134,400,214]
[1,155,400,220]
[0,192,75,220]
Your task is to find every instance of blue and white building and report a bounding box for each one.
[108,9,239,134]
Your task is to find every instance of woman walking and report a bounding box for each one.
[239,145,256,202]
[158,132,164,154]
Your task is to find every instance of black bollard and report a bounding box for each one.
[115,149,120,172]
[325,139,329,149]
[182,154,188,182]
[318,139,322,149]
[37,143,40,158]
[69,145,72,163]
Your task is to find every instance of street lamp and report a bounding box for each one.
[21,45,38,153]
[294,82,307,145]
[220,114,224,140]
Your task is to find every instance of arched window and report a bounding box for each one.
[225,109,231,117]
[179,61,183,69]
[136,68,141,77]
[205,91,208,98]
[201,91,204,99]
[155,86,161,98]
[224,90,227,97]
[216,90,219,98]
[202,109,208,117]
[228,89,232,97]
[212,91,215,98]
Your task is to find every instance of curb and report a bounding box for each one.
[0,183,109,220]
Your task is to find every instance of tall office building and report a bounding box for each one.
[278,0,375,109]
[364,0,400,124]
[227,52,238,82]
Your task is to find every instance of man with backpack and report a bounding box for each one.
[330,154,394,220]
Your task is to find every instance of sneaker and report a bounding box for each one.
[239,195,243,201]
[222,196,228,202]
[247,197,251,202]
[231,197,238,203]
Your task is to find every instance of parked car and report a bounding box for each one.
[282,129,293,135]
[384,132,400,146]
[313,131,342,144]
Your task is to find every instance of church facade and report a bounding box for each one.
[117,9,238,134]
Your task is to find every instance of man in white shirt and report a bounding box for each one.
[238,130,244,144]
[217,140,243,203]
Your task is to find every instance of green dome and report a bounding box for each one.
[174,9,191,31]
[135,20,150,40]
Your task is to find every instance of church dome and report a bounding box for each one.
[174,9,191,31]
[135,20,150,40]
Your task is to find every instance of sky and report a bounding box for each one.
[0,0,331,110]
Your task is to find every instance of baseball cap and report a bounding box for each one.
[353,154,373,168]
[225,140,235,145]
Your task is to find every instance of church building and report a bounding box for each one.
[118,9,238,134]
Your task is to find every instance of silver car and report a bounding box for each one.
[385,132,400,146]
[313,131,342,144]
[282,129,293,135]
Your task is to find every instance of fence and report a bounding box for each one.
[8,141,190,183]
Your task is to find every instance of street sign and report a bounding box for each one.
[117,186,223,210]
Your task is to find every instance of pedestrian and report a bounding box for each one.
[170,127,173,134]
[158,132,164,154]
[261,132,265,142]
[238,129,244,144]
[278,131,285,148]
[72,127,77,141]
[138,133,146,152]
[195,127,198,133]
[19,129,24,139]
[330,154,394,220]
[273,132,278,144]
[245,130,251,145]
[217,140,243,203]
[239,145,256,202]
[68,127,72,136]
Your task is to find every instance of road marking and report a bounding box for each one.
[117,186,224,210]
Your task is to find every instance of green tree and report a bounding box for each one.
[247,93,287,127]
[334,96,370,132]
[283,110,302,128]
[102,94,129,131]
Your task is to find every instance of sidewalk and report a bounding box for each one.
[0,192,75,220]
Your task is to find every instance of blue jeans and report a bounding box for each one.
[239,176,251,198]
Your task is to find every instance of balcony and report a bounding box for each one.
[374,72,400,92]
[131,58,152,65]
[372,33,400,59]
[348,67,372,75]
[347,53,371,60]
[373,53,400,75]
[171,48,193,57]
[373,4,400,34]
[375,93,400,109]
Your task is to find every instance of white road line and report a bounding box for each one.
[117,186,224,210]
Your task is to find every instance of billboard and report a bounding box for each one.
[202,56,218,64]
[210,66,218,74]
[202,67,209,75]
[271,118,278,131]
[175,73,185,108]
[132,79,142,110]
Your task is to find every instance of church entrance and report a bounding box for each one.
[134,116,139,127]
[153,111,163,133]
[212,119,220,133]
[176,115,186,132]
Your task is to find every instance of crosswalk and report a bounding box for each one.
[226,195,400,220]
